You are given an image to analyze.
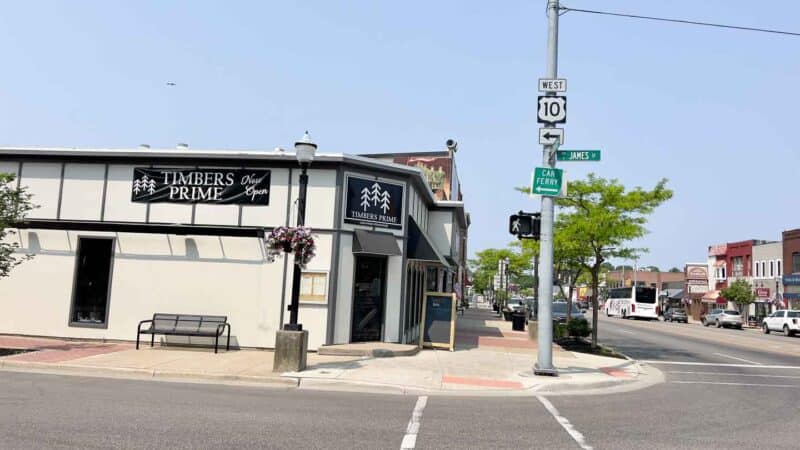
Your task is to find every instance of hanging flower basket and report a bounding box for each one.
[265,226,316,269]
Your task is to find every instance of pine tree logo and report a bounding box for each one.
[379,189,391,213]
[132,173,157,197]
[360,187,371,211]
[359,182,392,213]
[370,183,381,206]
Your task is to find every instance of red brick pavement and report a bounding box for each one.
[0,335,131,363]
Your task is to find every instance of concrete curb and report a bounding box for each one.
[318,346,420,358]
[0,359,299,387]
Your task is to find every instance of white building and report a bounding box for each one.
[0,145,468,351]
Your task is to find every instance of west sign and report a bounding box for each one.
[344,176,404,230]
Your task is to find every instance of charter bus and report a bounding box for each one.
[604,286,659,320]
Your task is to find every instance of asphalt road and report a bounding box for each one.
[2,314,799,449]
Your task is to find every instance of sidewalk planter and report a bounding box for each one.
[511,312,526,331]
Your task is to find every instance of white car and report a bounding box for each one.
[762,310,800,337]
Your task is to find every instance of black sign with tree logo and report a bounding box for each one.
[344,176,404,230]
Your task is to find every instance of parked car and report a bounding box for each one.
[552,302,584,323]
[762,310,800,336]
[663,307,688,323]
[503,297,527,321]
[702,309,743,329]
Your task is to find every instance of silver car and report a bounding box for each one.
[702,309,743,329]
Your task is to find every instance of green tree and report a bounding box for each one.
[668,267,682,273]
[517,217,592,322]
[557,174,673,348]
[720,279,755,321]
[468,247,532,308]
[0,173,35,277]
[646,265,660,272]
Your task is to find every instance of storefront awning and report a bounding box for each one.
[713,260,726,267]
[701,290,720,303]
[406,217,449,267]
[352,230,401,256]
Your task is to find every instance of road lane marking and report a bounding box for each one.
[713,352,762,365]
[671,381,800,388]
[617,330,634,334]
[667,371,800,379]
[400,395,427,449]
[641,361,800,370]
[537,396,593,450]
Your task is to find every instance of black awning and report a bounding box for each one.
[353,230,401,256]
[407,217,449,267]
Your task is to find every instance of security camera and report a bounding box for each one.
[446,139,458,152]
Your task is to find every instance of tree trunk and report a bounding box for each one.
[566,285,574,323]
[591,269,600,349]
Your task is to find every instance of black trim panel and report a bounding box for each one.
[15,219,266,238]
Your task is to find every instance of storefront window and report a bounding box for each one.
[793,252,800,274]
[426,266,438,291]
[70,237,114,327]
[732,257,744,277]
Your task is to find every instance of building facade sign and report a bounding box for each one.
[132,168,270,205]
[756,287,770,298]
[783,274,800,286]
[343,176,404,230]
[686,265,708,280]
[708,244,727,257]
[688,285,707,294]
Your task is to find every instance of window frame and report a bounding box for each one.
[68,236,116,329]
[299,271,330,304]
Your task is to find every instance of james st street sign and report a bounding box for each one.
[556,150,601,161]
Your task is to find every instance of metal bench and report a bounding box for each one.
[136,314,231,353]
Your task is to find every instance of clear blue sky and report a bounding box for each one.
[2,1,799,269]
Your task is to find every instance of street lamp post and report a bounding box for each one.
[284,131,317,331]
[504,257,511,302]
[273,132,316,373]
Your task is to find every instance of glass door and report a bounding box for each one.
[351,256,386,342]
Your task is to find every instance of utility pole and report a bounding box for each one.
[535,0,560,376]
[533,253,539,319]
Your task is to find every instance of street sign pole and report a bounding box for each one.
[535,0,559,377]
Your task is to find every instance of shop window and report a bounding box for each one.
[755,261,761,278]
[426,266,438,291]
[794,253,800,274]
[777,260,782,277]
[732,257,744,277]
[769,261,775,278]
[300,272,328,303]
[70,237,115,327]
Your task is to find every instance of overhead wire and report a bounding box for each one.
[559,5,800,37]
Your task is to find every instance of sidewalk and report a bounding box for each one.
[0,307,662,396]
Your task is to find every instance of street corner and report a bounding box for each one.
[532,358,666,397]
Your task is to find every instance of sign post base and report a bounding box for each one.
[533,363,559,377]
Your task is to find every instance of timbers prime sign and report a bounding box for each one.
[344,176,404,230]
[131,168,271,205]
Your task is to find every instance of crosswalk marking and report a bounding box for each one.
[400,396,427,449]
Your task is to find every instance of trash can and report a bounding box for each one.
[512,312,526,331]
